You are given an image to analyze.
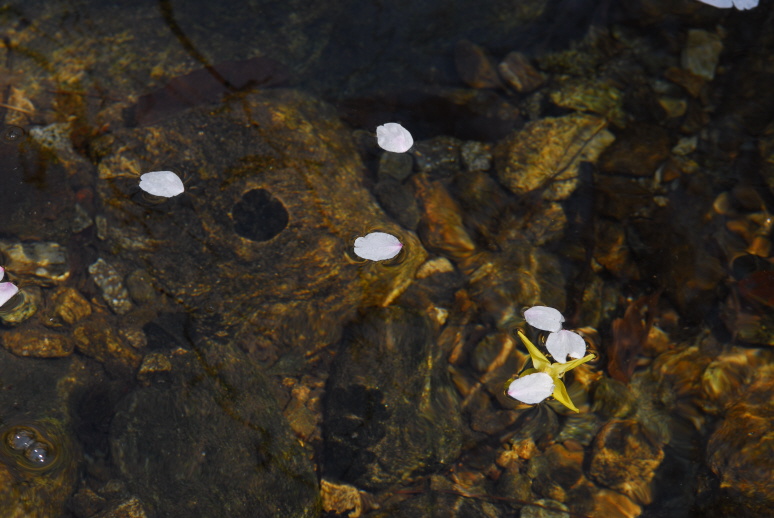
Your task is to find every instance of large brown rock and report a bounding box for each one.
[495,113,614,201]
[93,89,425,362]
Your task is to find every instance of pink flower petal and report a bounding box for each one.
[353,232,403,261]
[0,282,19,308]
[732,0,758,9]
[376,123,413,153]
[696,0,733,7]
[524,306,564,333]
[507,372,554,404]
[139,171,185,197]
[546,329,587,363]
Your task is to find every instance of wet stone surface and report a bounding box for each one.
[1,324,74,358]
[2,0,774,516]
[0,241,70,284]
[324,306,463,489]
[92,89,425,365]
[588,419,664,505]
[495,113,614,201]
[110,343,320,518]
[88,258,134,316]
[703,374,774,517]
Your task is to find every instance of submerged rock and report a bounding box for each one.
[93,89,425,363]
[498,51,545,93]
[598,123,671,178]
[323,306,463,489]
[703,375,774,516]
[587,419,664,505]
[1,324,74,358]
[549,78,625,126]
[681,29,723,81]
[0,241,70,285]
[110,342,320,517]
[495,113,614,201]
[454,40,505,90]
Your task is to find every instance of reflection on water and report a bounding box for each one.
[0,0,773,516]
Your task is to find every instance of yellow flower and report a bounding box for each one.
[506,330,595,412]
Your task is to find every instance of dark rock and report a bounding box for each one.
[591,378,637,419]
[374,179,421,231]
[498,52,545,94]
[377,150,414,182]
[94,497,148,518]
[520,498,569,518]
[93,89,425,364]
[455,40,505,90]
[593,219,640,280]
[450,169,509,248]
[125,57,290,127]
[323,306,463,489]
[110,342,320,517]
[370,473,500,517]
[73,315,142,370]
[598,124,671,177]
[69,486,107,517]
[460,141,493,173]
[528,444,584,501]
[681,29,722,81]
[495,464,533,509]
[413,136,463,178]
[593,175,656,221]
[413,174,476,261]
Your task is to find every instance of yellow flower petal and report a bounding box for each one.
[516,330,551,371]
[551,378,579,412]
[550,353,596,378]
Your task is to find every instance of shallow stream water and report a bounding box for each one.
[0,1,772,517]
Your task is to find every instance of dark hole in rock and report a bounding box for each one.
[231,188,289,242]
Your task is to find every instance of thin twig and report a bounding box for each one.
[0,102,34,115]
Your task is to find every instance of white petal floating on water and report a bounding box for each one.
[524,305,564,333]
[696,0,757,8]
[353,232,403,261]
[376,123,414,153]
[0,269,18,308]
[732,0,758,9]
[696,0,734,7]
[139,171,185,197]
[0,282,18,308]
[507,372,554,404]
[546,329,587,364]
